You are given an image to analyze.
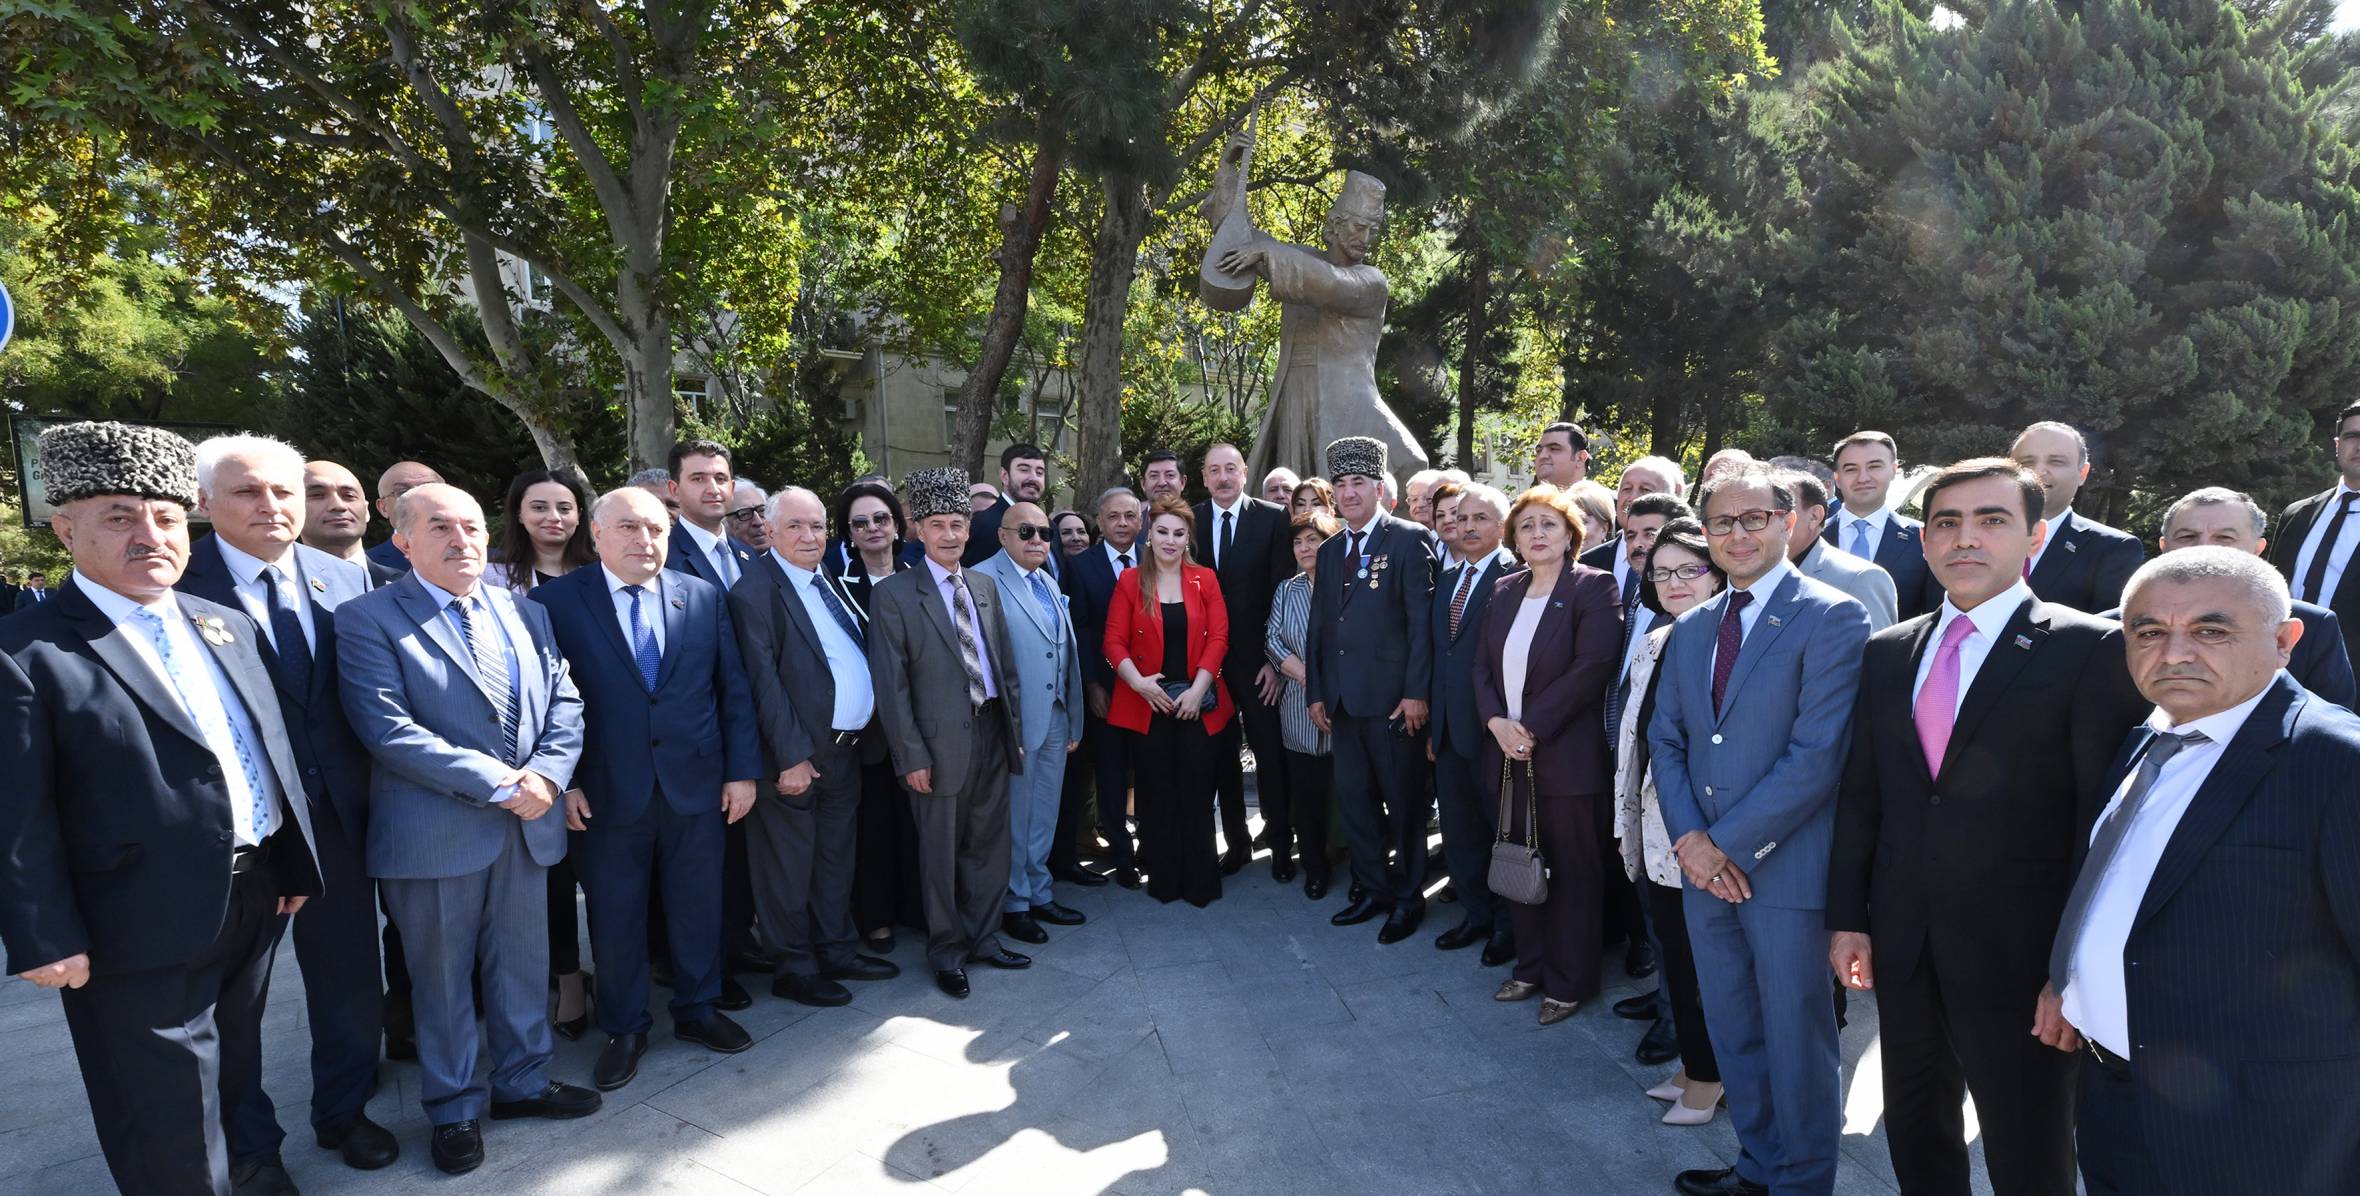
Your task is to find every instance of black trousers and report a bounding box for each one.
[1135,719,1222,906]
[546,853,582,976]
[1432,745,1499,931]
[1878,947,2079,1196]
[1501,782,1602,1003]
[1283,749,1334,883]
[2076,1054,2156,1196]
[1330,710,1432,907]
[1211,674,1291,860]
[1085,709,1138,868]
[1646,880,1719,1083]
[62,858,284,1195]
[853,753,926,934]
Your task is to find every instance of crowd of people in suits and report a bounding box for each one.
[3,403,2358,1196]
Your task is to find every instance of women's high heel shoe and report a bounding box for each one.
[1661,1081,1724,1126]
[1645,1070,1687,1102]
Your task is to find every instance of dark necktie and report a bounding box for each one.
[1350,530,1366,559]
[1710,589,1754,717]
[262,565,313,694]
[624,584,661,691]
[1447,564,1475,639]
[2299,493,2356,604]
[812,572,866,649]
[1219,509,1235,571]
[455,596,521,760]
[2048,729,2210,993]
[1117,551,1133,573]
[1605,580,1641,736]
[1620,569,1640,608]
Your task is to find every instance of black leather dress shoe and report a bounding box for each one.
[488,1080,601,1121]
[1272,857,1297,883]
[718,974,754,1012]
[230,1154,298,1196]
[430,1121,484,1175]
[315,1111,400,1170]
[1113,866,1142,890]
[1347,881,1368,904]
[936,968,970,999]
[823,954,901,982]
[1219,848,1249,875]
[1303,873,1330,900]
[675,1012,753,1054]
[773,972,853,1007]
[1376,904,1425,944]
[1480,929,1516,968]
[865,930,897,954]
[1614,991,1658,1020]
[1673,1165,1768,1196]
[593,1033,647,1091]
[1052,865,1110,888]
[1032,902,1086,926]
[1433,921,1486,951]
[973,948,1032,970]
[1001,912,1049,944]
[1626,939,1660,979]
[1330,896,1386,926]
[1636,1017,1680,1065]
[728,947,781,974]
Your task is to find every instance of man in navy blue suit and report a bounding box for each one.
[2010,422,2145,612]
[1062,486,1146,887]
[181,435,401,1181]
[532,486,762,1093]
[1428,482,1516,965]
[2048,548,2360,1196]
[1826,431,1939,620]
[1650,463,1870,1196]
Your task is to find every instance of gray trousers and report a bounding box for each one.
[745,739,863,977]
[378,817,554,1125]
[908,711,1013,971]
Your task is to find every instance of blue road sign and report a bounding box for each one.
[0,275,13,354]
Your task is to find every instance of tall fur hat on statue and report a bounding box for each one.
[38,420,200,508]
[904,466,972,521]
[1325,436,1387,482]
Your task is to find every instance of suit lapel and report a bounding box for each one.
[653,570,690,689]
[917,567,966,657]
[1893,614,1943,787]
[1939,598,2044,783]
[2029,513,2081,591]
[60,587,209,747]
[2130,681,2300,934]
[576,570,642,681]
[489,586,546,734]
[1460,556,1502,644]
[993,558,1054,641]
[1713,572,1802,728]
[1340,517,1389,611]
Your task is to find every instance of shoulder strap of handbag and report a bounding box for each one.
[1495,754,1540,850]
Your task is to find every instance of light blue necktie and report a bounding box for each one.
[133,608,273,839]
[1847,517,1873,561]
[1027,571,1059,636]
[625,584,661,691]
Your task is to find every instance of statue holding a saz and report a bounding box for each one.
[1201,125,1430,488]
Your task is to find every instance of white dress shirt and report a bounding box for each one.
[214,537,318,655]
[2290,482,2360,606]
[1831,505,1892,562]
[676,518,740,588]
[774,552,876,731]
[1909,581,2032,711]
[2059,684,2271,1057]
[1102,539,1138,576]
[1207,496,1246,572]
[2025,508,2075,575]
[1711,558,1795,677]
[602,565,666,656]
[75,572,281,845]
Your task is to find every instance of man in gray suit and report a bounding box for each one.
[1781,471,1899,632]
[866,467,1032,1000]
[975,500,1087,945]
[728,486,903,1008]
[1650,464,1871,1196]
[336,483,596,1175]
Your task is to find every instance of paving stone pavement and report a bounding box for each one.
[0,832,1998,1195]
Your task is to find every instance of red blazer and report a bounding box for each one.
[1104,563,1235,735]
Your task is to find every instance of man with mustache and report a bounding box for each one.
[335,482,596,1174]
[1830,458,2145,1196]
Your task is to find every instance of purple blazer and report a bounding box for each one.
[1471,563,1623,796]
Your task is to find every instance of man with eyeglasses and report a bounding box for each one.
[2270,401,2360,685]
[726,480,771,555]
[975,502,1086,944]
[1648,463,1869,1196]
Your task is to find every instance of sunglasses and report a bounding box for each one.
[1011,524,1052,542]
[848,514,895,531]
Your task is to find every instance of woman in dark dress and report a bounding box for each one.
[833,481,926,951]
[1103,496,1235,906]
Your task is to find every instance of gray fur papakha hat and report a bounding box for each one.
[904,466,971,521]
[38,421,199,508]
[1325,436,1387,481]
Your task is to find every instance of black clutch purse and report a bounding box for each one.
[1160,679,1216,714]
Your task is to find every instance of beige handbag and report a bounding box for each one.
[1488,755,1549,905]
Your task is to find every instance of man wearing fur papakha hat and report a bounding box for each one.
[0,421,323,1195]
[864,467,1034,999]
[1301,435,1442,944]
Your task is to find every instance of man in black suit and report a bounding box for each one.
[1,422,321,1196]
[1062,486,1145,887]
[2009,421,2145,612]
[1580,455,1686,582]
[963,443,1054,573]
[1193,443,1298,878]
[1826,430,1941,620]
[182,434,403,1180]
[2269,400,2360,686]
[2048,548,2360,1196]
[2141,487,2355,708]
[1428,482,1516,965]
[1305,436,1439,942]
[12,571,51,609]
[1831,458,2147,1196]
[365,460,441,572]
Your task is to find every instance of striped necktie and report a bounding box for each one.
[455,595,520,760]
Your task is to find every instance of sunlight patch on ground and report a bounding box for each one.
[1842,1031,1981,1145]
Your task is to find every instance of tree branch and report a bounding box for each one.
[1166,0,1281,110]
[189,0,441,177]
[573,0,648,125]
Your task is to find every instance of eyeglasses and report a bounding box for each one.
[848,514,894,531]
[1647,563,1714,584]
[1704,509,1780,536]
[725,507,764,523]
[1012,524,1052,542]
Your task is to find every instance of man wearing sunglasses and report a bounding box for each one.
[975,503,1086,946]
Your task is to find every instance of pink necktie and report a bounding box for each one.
[1916,615,1979,776]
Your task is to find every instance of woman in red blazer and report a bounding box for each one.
[1105,496,1235,906]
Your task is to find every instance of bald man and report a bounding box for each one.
[366,460,444,573]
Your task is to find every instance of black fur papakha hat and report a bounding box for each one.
[38,421,199,508]
[1325,436,1386,482]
